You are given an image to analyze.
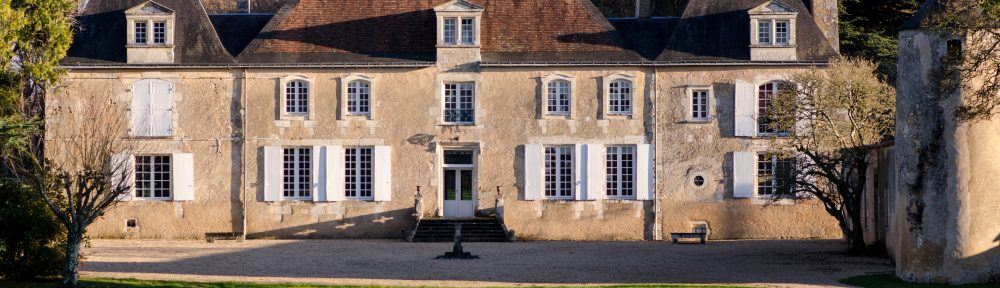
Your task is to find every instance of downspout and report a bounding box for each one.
[240,68,249,241]
[652,67,662,241]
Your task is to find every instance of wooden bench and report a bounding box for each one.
[670,232,707,244]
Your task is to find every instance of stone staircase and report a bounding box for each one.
[410,218,512,242]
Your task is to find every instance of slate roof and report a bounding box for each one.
[62,0,837,66]
[654,0,838,62]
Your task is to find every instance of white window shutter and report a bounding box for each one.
[131,82,151,136]
[171,153,195,201]
[636,144,653,200]
[263,146,282,202]
[150,81,173,136]
[111,154,134,201]
[585,143,604,200]
[373,146,392,202]
[311,146,322,202]
[523,144,542,201]
[734,80,757,137]
[325,146,345,202]
[733,151,756,198]
[574,144,585,201]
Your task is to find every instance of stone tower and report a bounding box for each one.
[894,0,1000,284]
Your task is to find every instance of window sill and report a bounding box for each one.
[437,44,481,48]
[127,44,175,48]
[681,119,714,124]
[604,198,640,202]
[438,123,476,127]
[751,196,796,205]
[126,135,174,140]
[750,44,796,48]
[131,198,174,201]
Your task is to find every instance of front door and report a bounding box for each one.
[442,150,475,218]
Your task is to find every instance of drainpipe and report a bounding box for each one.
[652,67,661,241]
[240,68,249,241]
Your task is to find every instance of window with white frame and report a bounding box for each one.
[153,22,166,44]
[134,155,171,199]
[443,82,475,124]
[285,80,309,115]
[345,147,373,200]
[757,153,794,197]
[609,79,633,115]
[775,20,789,45]
[460,18,475,44]
[131,79,173,137]
[757,21,771,44]
[443,17,458,45]
[606,145,636,199]
[691,89,710,121]
[135,22,148,45]
[547,80,571,115]
[282,148,311,199]
[347,80,371,115]
[756,19,792,46]
[757,81,787,135]
[544,146,574,199]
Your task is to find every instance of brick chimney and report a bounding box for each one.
[806,0,839,52]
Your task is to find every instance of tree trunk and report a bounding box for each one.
[62,230,82,288]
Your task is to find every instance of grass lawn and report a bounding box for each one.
[0,278,752,288]
[840,274,1000,287]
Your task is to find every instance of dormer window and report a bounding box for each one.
[748,0,798,61]
[125,1,175,63]
[435,0,483,47]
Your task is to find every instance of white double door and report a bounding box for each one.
[442,167,475,218]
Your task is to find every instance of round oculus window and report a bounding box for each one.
[693,176,705,187]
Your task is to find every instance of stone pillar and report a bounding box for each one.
[895,28,1000,284]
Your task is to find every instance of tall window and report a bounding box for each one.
[135,22,148,45]
[609,79,633,115]
[775,21,789,45]
[544,146,574,199]
[444,82,475,124]
[443,17,457,45]
[547,80,571,115]
[344,147,373,199]
[460,18,475,44]
[283,148,311,199]
[347,80,371,115]
[606,145,635,199]
[285,80,308,115]
[757,21,771,44]
[153,22,166,44]
[134,155,171,199]
[757,153,794,197]
[758,81,786,135]
[131,79,173,137]
[691,89,709,120]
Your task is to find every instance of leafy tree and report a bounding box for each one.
[925,0,1000,122]
[766,58,896,252]
[0,178,64,280]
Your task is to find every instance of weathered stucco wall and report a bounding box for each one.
[895,30,1000,284]
[48,64,841,241]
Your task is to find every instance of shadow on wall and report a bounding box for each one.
[247,208,416,239]
[665,10,750,60]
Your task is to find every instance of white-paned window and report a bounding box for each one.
[757,21,771,44]
[691,89,710,120]
[544,146,574,199]
[131,79,173,137]
[443,17,457,45]
[153,22,166,44]
[606,145,635,199]
[443,82,475,124]
[757,81,787,135]
[609,79,633,115]
[757,153,794,197]
[460,18,475,44]
[347,80,371,115]
[547,80,571,115]
[285,80,309,115]
[775,21,789,45]
[345,147,373,200]
[282,148,311,200]
[134,155,170,199]
[135,22,147,45]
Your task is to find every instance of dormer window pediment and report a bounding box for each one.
[125,1,176,63]
[748,0,798,61]
[434,0,483,47]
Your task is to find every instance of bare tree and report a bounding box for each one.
[765,58,896,252]
[926,0,1000,122]
[10,92,136,287]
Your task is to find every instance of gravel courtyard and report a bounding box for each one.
[80,239,892,288]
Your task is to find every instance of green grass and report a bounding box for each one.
[0,278,751,288]
[840,274,1000,288]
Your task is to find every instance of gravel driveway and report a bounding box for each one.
[80,239,891,287]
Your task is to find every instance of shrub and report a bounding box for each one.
[0,178,65,280]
